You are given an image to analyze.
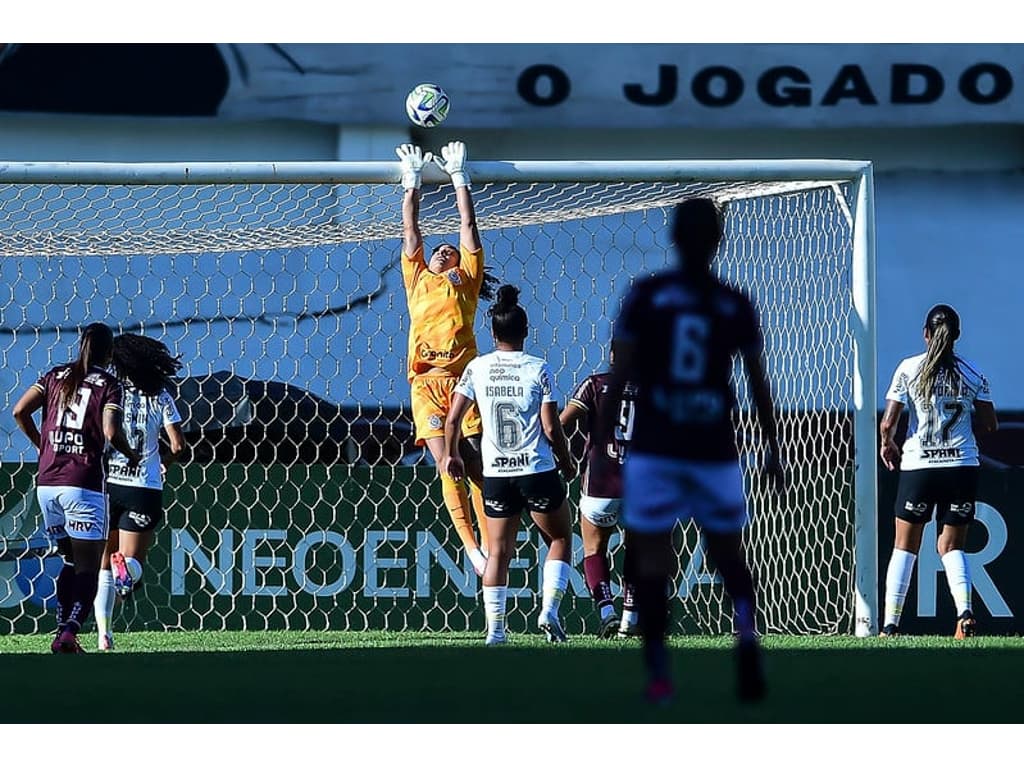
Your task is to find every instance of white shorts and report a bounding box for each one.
[36,486,108,542]
[578,494,622,528]
[623,453,747,534]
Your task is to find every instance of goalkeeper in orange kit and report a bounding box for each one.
[397,140,495,575]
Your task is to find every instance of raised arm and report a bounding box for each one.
[455,186,482,253]
[402,188,423,258]
[434,141,483,278]
[396,144,430,261]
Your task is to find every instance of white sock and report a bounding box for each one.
[483,585,507,638]
[621,609,639,628]
[883,548,917,627]
[95,569,116,638]
[941,549,972,615]
[541,559,571,620]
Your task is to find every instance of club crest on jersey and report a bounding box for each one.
[428,414,443,430]
[446,270,463,286]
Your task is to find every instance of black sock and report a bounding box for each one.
[55,563,76,632]
[65,570,99,633]
[717,558,757,642]
[635,576,670,680]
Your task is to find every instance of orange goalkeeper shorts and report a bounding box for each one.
[410,372,482,446]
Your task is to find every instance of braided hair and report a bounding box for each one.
[111,334,183,396]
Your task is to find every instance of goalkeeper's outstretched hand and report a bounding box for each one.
[433,140,471,188]
[396,143,432,190]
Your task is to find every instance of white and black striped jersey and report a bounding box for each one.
[455,350,559,477]
[107,387,182,490]
[885,353,993,470]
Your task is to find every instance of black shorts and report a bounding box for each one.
[894,466,978,527]
[483,470,567,519]
[107,484,164,533]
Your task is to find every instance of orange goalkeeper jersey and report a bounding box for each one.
[402,243,484,381]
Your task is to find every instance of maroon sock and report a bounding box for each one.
[583,554,614,612]
[65,570,99,633]
[55,563,76,631]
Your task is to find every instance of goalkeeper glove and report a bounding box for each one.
[395,143,432,190]
[434,140,471,189]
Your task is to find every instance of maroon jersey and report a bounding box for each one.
[34,364,123,492]
[569,372,637,499]
[614,271,760,461]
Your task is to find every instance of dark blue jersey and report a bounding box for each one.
[614,270,760,461]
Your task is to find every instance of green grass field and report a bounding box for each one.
[2,631,1023,723]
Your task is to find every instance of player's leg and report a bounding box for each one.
[623,528,674,700]
[527,470,572,643]
[459,396,490,555]
[53,488,108,653]
[108,487,161,597]
[621,453,684,703]
[460,432,490,555]
[578,494,619,637]
[412,375,485,572]
[37,487,75,651]
[423,436,487,576]
[702,529,764,701]
[882,469,932,636]
[481,478,520,645]
[94,521,120,650]
[695,460,764,702]
[880,519,925,636]
[937,522,974,637]
[935,467,979,638]
[619,575,639,638]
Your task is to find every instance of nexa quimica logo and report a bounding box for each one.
[517,62,1013,109]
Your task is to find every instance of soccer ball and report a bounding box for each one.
[405,83,450,128]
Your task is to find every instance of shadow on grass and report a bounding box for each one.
[2,644,1021,724]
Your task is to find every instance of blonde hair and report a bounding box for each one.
[915,308,960,401]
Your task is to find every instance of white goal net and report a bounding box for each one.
[0,160,877,637]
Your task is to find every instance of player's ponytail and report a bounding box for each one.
[916,304,961,401]
[60,322,114,410]
[488,284,528,344]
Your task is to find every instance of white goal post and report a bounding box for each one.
[0,158,877,637]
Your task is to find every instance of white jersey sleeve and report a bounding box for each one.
[160,390,183,426]
[885,356,917,405]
